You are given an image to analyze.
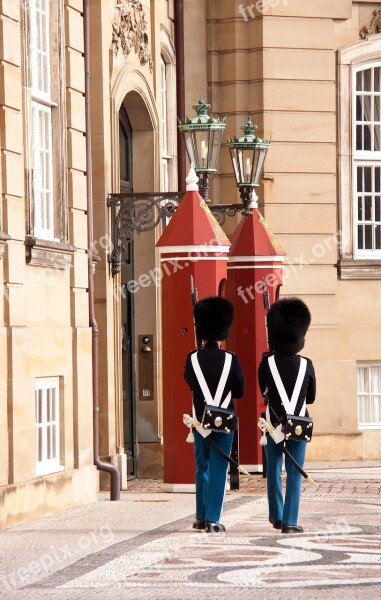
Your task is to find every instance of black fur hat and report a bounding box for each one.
[194,296,234,342]
[267,297,311,355]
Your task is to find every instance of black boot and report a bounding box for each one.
[192,519,205,530]
[269,517,282,529]
[204,521,226,533]
[281,524,304,533]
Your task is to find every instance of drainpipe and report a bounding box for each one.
[174,0,186,191]
[83,0,120,500]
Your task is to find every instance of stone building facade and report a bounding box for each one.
[0,0,380,528]
[207,0,381,461]
[0,0,96,529]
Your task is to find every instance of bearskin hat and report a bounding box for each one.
[194,296,234,342]
[267,297,311,355]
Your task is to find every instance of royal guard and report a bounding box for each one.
[156,168,231,488]
[183,296,245,532]
[258,298,317,533]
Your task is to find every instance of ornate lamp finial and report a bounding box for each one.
[241,116,258,139]
[192,97,211,117]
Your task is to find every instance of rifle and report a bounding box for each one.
[261,276,270,311]
[261,277,270,349]
[190,275,202,348]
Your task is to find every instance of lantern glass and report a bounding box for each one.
[208,128,224,171]
[229,146,268,187]
[182,129,224,172]
[252,147,267,185]
[229,147,240,184]
[198,131,210,169]
[183,130,198,168]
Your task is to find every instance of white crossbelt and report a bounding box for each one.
[268,355,307,416]
[191,352,232,408]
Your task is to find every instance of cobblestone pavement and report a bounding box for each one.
[0,461,380,600]
[126,459,381,496]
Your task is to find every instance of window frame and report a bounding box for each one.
[29,0,56,240]
[337,35,381,279]
[357,363,381,430]
[29,0,53,104]
[22,0,68,244]
[31,100,55,238]
[352,62,381,258]
[161,55,170,193]
[160,27,177,193]
[35,377,64,476]
[119,103,133,193]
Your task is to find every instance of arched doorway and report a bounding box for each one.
[115,88,162,479]
[119,103,135,476]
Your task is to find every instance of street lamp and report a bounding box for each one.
[178,97,226,202]
[228,116,270,215]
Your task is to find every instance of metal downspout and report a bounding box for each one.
[83,0,120,500]
[174,0,186,190]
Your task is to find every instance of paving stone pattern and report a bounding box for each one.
[0,462,380,600]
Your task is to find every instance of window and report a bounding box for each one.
[338,38,381,279]
[119,104,133,192]
[357,364,381,429]
[354,65,381,256]
[159,27,176,194]
[35,377,63,476]
[161,56,169,192]
[31,102,54,237]
[29,0,55,239]
[23,0,67,244]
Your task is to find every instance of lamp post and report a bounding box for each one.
[178,97,226,202]
[228,116,270,215]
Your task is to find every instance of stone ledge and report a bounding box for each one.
[25,235,77,269]
[338,258,381,280]
[0,230,10,259]
[0,465,97,530]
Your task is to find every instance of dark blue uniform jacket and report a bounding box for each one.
[258,353,316,423]
[184,342,245,422]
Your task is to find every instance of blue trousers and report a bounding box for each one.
[264,434,307,526]
[193,429,234,523]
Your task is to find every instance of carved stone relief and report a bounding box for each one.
[112,1,153,72]
[360,9,381,39]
